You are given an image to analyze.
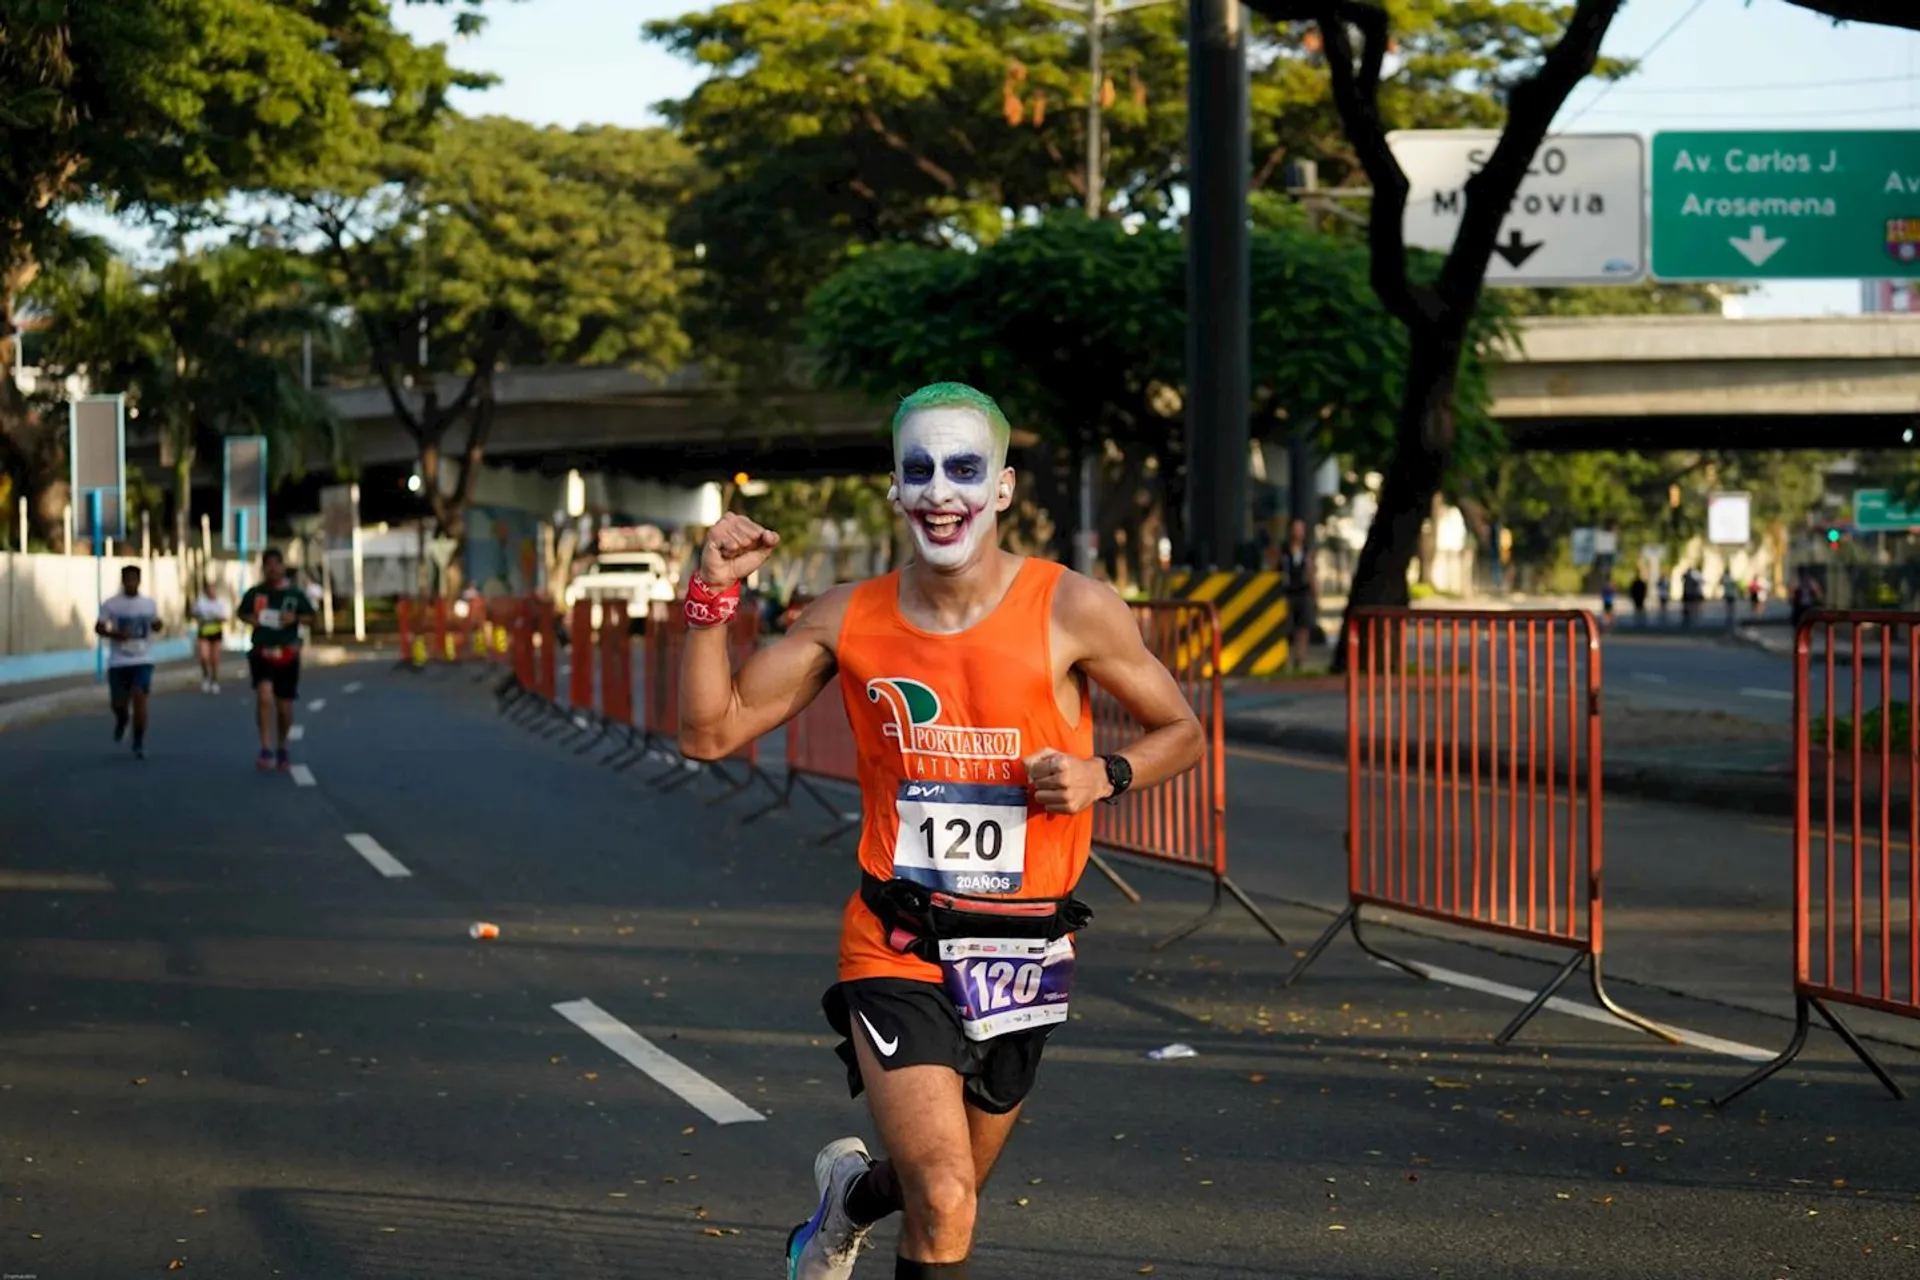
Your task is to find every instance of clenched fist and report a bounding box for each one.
[697,513,781,590]
[1023,749,1112,816]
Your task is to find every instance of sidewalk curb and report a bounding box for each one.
[0,644,386,735]
[1223,714,1794,818]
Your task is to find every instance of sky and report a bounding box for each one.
[89,0,1920,317]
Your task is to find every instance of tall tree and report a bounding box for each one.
[298,116,697,589]
[29,240,342,549]
[645,0,1595,366]
[1247,0,1920,668]
[0,0,487,538]
[806,214,1506,577]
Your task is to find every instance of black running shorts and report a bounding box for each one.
[247,650,302,701]
[823,978,1053,1116]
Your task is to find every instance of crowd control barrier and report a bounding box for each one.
[747,685,865,843]
[1285,608,1675,1047]
[633,600,774,803]
[1091,601,1286,949]
[1718,613,1920,1105]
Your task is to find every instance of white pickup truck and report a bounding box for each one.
[562,552,677,633]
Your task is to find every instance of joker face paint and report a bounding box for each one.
[893,406,1007,570]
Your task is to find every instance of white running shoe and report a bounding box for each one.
[785,1136,876,1280]
[210,680,220,694]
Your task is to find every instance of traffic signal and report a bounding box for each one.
[732,471,750,487]
[1827,527,1843,544]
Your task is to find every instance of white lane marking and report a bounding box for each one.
[307,698,327,712]
[343,681,363,694]
[289,764,317,787]
[288,725,305,742]
[1386,959,1774,1062]
[553,998,764,1125]
[1740,687,1791,701]
[1633,673,1669,684]
[344,833,412,879]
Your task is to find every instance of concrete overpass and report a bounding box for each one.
[319,314,1920,480]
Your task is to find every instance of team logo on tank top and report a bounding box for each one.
[866,677,1021,762]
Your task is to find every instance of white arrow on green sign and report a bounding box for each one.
[1853,489,1920,533]
[1651,132,1920,280]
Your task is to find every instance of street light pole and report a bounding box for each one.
[1186,0,1250,573]
[1044,0,1173,579]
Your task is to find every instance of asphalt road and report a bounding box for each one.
[4,665,1919,1278]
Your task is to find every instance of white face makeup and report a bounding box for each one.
[893,407,1007,570]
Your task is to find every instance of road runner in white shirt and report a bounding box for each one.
[95,564,164,759]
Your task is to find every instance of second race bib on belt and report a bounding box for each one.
[938,935,1074,1041]
[892,780,1028,894]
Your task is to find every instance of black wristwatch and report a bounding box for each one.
[1100,754,1133,804]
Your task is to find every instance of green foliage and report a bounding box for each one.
[806,216,1506,478]
[29,239,342,505]
[1813,701,1910,752]
[310,114,697,388]
[740,475,895,560]
[647,0,1600,360]
[1501,282,1737,317]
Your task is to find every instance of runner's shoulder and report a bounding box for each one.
[787,581,859,647]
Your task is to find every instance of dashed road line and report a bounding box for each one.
[307,698,327,712]
[288,724,305,742]
[553,998,764,1125]
[343,681,363,694]
[344,833,412,879]
[289,764,317,787]
[1388,959,1773,1062]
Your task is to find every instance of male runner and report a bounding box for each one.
[96,564,163,759]
[238,547,318,771]
[678,382,1205,1280]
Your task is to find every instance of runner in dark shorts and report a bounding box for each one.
[238,547,318,772]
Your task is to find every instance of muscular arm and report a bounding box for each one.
[678,586,851,761]
[1056,574,1205,793]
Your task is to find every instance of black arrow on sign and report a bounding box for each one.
[1493,230,1544,269]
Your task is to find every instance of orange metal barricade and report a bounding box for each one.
[1285,608,1672,1047]
[751,681,866,842]
[640,600,771,798]
[568,599,594,709]
[1720,612,1919,1104]
[534,598,559,700]
[599,601,633,726]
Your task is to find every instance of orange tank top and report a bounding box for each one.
[833,558,1094,983]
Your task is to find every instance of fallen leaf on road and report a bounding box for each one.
[1014,1197,1030,1207]
[131,1077,148,1086]
[167,1262,185,1271]
[1136,1267,1156,1276]
[1328,1224,1346,1231]
[701,1228,724,1238]
[1659,1097,1677,1108]
[1655,1125,1673,1136]
[1429,1079,1469,1090]
[1247,1073,1266,1084]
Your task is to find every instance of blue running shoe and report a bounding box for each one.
[785,1137,875,1280]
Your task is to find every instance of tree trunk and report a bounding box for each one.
[1331,327,1462,672]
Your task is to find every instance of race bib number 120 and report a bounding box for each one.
[938,935,1074,1041]
[892,781,1028,894]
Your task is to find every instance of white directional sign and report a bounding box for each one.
[1388,130,1647,287]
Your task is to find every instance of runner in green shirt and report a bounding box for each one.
[240,546,319,771]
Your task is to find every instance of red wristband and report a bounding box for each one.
[684,575,742,628]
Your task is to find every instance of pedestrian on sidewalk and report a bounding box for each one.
[96,564,162,759]
[191,579,229,692]
[1280,518,1316,671]
[1599,576,1616,631]
[1681,569,1703,627]
[1721,569,1740,630]
[1656,574,1671,624]
[1748,573,1766,619]
[1628,572,1648,628]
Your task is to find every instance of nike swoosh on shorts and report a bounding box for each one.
[857,1010,899,1057]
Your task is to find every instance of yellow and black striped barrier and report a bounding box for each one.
[1164,572,1297,677]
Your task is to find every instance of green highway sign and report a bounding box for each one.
[1650,132,1920,280]
[1853,489,1920,533]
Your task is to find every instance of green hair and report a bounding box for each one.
[890,382,1011,463]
